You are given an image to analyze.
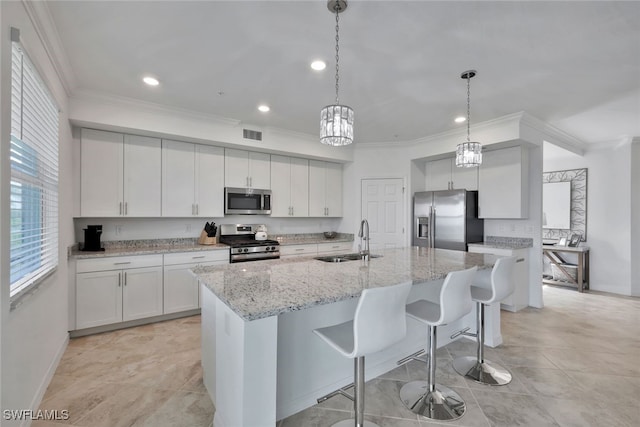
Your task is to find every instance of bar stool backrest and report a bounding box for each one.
[351,281,413,358]
[490,256,517,303]
[437,266,477,326]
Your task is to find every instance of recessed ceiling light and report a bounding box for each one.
[258,105,270,113]
[143,76,160,86]
[455,116,466,123]
[311,60,326,71]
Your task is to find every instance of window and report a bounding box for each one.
[9,29,59,298]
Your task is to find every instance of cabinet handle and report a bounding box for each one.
[119,202,123,215]
[332,245,340,249]
[516,258,525,263]
[249,177,253,187]
[114,262,131,265]
[295,248,304,252]
[196,204,199,215]
[118,272,121,287]
[192,256,206,259]
[124,271,127,286]
[191,204,195,215]
[124,202,128,215]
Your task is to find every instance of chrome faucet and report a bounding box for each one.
[358,219,370,259]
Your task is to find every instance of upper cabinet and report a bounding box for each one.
[309,160,343,217]
[162,140,224,217]
[80,129,161,217]
[224,148,270,188]
[271,155,309,217]
[425,157,478,191]
[478,146,529,219]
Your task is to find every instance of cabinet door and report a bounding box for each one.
[451,162,478,191]
[324,162,343,217]
[76,270,122,329]
[478,146,529,219]
[195,144,224,217]
[425,158,452,191]
[123,135,161,216]
[248,151,271,188]
[270,155,292,217]
[80,129,123,217]
[122,266,163,321]
[224,148,250,187]
[163,263,199,314]
[162,139,196,217]
[308,160,327,216]
[290,157,309,217]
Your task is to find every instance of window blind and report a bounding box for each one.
[10,33,59,297]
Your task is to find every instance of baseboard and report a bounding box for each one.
[22,333,69,427]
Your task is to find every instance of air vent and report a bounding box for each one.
[243,129,262,141]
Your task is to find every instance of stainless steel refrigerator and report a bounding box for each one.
[413,190,484,251]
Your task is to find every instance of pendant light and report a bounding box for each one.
[456,70,482,167]
[320,0,354,146]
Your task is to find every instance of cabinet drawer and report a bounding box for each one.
[77,254,163,273]
[164,250,228,266]
[280,244,317,256]
[317,241,353,253]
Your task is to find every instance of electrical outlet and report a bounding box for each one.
[499,225,506,233]
[115,225,123,235]
[185,224,192,233]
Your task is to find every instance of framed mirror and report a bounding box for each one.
[542,168,587,242]
[543,182,571,229]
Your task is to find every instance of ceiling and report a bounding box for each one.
[46,0,640,145]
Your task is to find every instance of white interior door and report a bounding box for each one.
[361,178,405,250]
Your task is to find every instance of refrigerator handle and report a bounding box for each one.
[430,206,435,248]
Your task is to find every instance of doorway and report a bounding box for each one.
[360,178,406,250]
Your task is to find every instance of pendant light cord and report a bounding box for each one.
[466,74,471,143]
[334,7,340,105]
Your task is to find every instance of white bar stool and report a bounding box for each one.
[399,266,477,421]
[452,256,517,385]
[313,281,413,427]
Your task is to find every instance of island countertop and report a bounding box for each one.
[193,246,497,321]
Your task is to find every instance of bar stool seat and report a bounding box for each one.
[452,256,517,385]
[313,281,412,427]
[399,266,477,421]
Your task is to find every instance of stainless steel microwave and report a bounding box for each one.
[224,187,272,215]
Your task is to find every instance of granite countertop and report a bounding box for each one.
[70,238,228,259]
[468,236,534,250]
[193,247,497,321]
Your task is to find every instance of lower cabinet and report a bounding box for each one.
[163,251,229,314]
[317,241,353,253]
[467,245,530,312]
[281,241,354,258]
[76,254,163,329]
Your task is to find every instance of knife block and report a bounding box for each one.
[198,230,218,245]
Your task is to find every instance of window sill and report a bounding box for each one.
[10,268,57,312]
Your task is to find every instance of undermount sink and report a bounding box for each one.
[314,253,383,263]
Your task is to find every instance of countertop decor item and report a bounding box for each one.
[319,0,354,146]
[323,231,337,239]
[455,70,482,168]
[198,221,218,245]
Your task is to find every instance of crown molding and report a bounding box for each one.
[22,0,77,97]
[519,112,586,155]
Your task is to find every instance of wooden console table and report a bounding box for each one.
[542,245,590,292]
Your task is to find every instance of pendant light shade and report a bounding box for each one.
[456,70,482,167]
[320,0,353,146]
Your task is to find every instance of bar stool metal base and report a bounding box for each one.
[399,380,466,421]
[332,419,380,427]
[452,355,512,386]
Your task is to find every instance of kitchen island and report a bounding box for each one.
[193,246,497,427]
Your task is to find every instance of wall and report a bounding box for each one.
[632,138,640,296]
[543,139,634,295]
[1,2,73,426]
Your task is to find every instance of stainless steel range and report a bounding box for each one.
[219,224,280,263]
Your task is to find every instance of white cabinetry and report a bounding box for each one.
[224,148,270,188]
[76,255,163,329]
[163,250,228,314]
[271,155,309,217]
[280,244,318,258]
[309,160,343,217]
[478,146,529,219]
[425,157,478,191]
[317,241,353,253]
[80,129,161,217]
[162,140,224,217]
[467,245,529,312]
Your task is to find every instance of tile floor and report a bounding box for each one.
[36,285,639,427]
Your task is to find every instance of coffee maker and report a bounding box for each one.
[82,225,104,251]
